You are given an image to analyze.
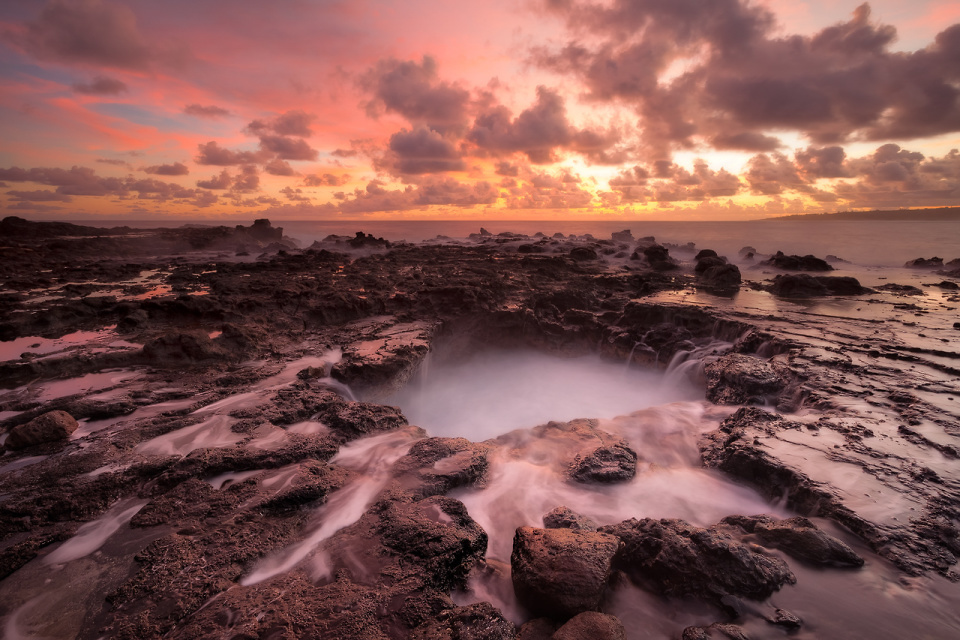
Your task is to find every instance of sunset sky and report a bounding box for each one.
[1,0,959,221]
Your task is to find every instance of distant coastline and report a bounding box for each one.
[767,207,960,222]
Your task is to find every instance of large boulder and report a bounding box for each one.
[599,518,796,601]
[768,274,868,297]
[511,526,620,619]
[5,410,78,449]
[700,264,742,289]
[552,612,626,640]
[695,256,726,274]
[642,244,678,271]
[569,443,637,484]
[764,251,833,271]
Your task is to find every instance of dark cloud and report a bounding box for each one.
[710,132,782,152]
[331,148,358,158]
[196,169,232,190]
[381,127,466,175]
[95,158,131,168]
[0,164,211,203]
[495,161,519,177]
[280,186,310,202]
[468,86,617,164]
[257,135,318,161]
[183,104,231,118]
[361,56,471,134]
[795,146,849,179]
[246,110,316,137]
[72,75,127,95]
[6,0,153,70]
[143,162,189,176]
[195,141,267,166]
[6,189,73,202]
[536,1,960,156]
[303,173,348,187]
[264,158,296,176]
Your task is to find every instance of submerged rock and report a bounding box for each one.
[6,410,78,449]
[723,515,864,567]
[511,526,620,619]
[599,517,796,601]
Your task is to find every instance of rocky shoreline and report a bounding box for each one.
[1,217,959,639]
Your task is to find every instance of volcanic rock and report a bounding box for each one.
[723,515,864,567]
[767,274,868,297]
[569,247,598,261]
[681,623,750,640]
[543,506,598,532]
[700,264,742,289]
[511,526,620,619]
[5,410,79,449]
[599,517,796,601]
[905,257,943,267]
[409,601,515,640]
[569,443,637,483]
[695,249,719,260]
[695,255,726,274]
[642,244,678,271]
[552,612,626,640]
[764,251,833,271]
[704,353,795,407]
[611,230,634,243]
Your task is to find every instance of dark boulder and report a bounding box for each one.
[764,251,833,271]
[905,257,943,268]
[511,526,620,619]
[611,230,634,243]
[570,247,598,261]
[569,443,637,484]
[695,256,726,274]
[552,612,626,640]
[695,249,719,260]
[768,274,868,297]
[543,506,598,532]
[599,518,795,601]
[6,410,78,449]
[700,264,741,289]
[643,244,678,271]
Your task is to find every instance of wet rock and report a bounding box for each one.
[905,257,943,267]
[569,443,637,483]
[764,251,833,271]
[933,280,959,290]
[409,601,515,640]
[704,353,795,407]
[517,618,557,640]
[511,526,620,619]
[766,608,802,628]
[700,264,742,289]
[767,274,868,297]
[6,410,78,449]
[391,437,492,499]
[552,612,626,640]
[599,518,796,601]
[723,515,864,567]
[570,247,598,261]
[681,623,749,640]
[543,506,598,532]
[876,283,924,295]
[695,255,726,274]
[141,330,227,363]
[642,244,678,271]
[377,497,488,591]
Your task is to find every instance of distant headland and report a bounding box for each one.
[767,207,960,221]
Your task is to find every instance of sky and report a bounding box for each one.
[0,0,958,221]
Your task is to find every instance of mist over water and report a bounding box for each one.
[387,349,704,440]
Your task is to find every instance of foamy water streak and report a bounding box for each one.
[44,498,147,565]
[241,428,421,585]
[388,349,703,440]
[135,351,343,457]
[456,402,782,561]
